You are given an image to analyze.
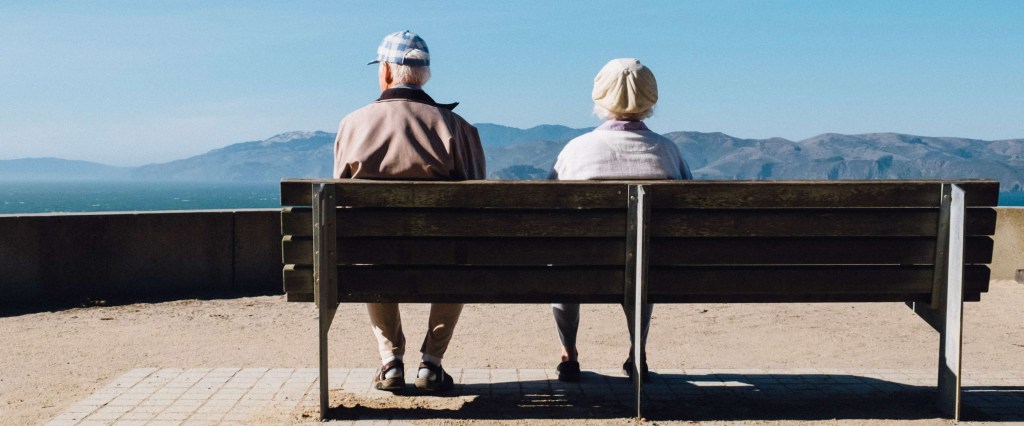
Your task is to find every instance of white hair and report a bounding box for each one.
[386,49,431,86]
[593,104,654,121]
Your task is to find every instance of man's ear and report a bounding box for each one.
[382,63,394,85]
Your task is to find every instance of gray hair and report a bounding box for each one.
[387,49,431,86]
[592,104,654,121]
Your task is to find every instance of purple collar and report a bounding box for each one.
[596,120,649,131]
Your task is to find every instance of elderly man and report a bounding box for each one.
[333,30,485,393]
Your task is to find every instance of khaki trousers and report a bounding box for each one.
[368,302,464,360]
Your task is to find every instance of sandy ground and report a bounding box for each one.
[2,280,1023,425]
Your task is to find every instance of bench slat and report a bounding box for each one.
[281,236,993,266]
[283,208,626,237]
[281,264,987,303]
[652,236,994,265]
[281,179,1000,208]
[648,265,990,303]
[284,265,624,303]
[651,208,997,237]
[283,236,625,266]
[643,181,999,209]
[282,180,629,208]
[282,207,995,238]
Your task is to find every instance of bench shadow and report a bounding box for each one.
[321,372,1023,422]
[643,373,969,422]
[323,371,632,421]
[961,385,1024,422]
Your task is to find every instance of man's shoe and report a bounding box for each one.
[415,361,454,392]
[556,360,581,382]
[373,360,405,392]
[622,358,650,382]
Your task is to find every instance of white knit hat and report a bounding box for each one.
[591,58,658,116]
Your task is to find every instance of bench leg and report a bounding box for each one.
[626,185,650,419]
[908,291,964,422]
[313,183,339,421]
[935,184,966,421]
[937,291,964,422]
[318,303,338,420]
[907,184,965,421]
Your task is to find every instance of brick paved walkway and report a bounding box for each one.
[46,368,1024,425]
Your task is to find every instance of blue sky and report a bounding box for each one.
[1,1,1022,166]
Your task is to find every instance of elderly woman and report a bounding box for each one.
[549,58,692,382]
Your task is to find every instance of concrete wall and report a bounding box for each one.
[992,207,1024,281]
[0,210,280,309]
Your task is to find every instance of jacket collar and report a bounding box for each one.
[597,120,649,131]
[377,88,459,111]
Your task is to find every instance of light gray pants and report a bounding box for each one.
[551,302,653,360]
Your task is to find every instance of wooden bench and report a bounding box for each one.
[280,179,999,421]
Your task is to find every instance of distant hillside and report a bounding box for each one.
[0,158,129,181]
[132,131,335,182]
[2,125,1022,191]
[475,123,591,148]
[666,132,1024,191]
[135,124,589,182]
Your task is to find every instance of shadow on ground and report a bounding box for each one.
[316,373,1024,422]
[962,385,1024,422]
[0,288,279,317]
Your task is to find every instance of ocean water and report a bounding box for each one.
[0,181,280,214]
[999,191,1024,207]
[0,181,1021,214]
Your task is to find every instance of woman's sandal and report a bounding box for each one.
[622,358,650,382]
[556,360,581,382]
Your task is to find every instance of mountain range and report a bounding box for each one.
[2,124,1022,191]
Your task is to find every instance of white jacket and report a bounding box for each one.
[550,121,692,180]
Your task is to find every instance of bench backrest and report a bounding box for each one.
[280,179,998,305]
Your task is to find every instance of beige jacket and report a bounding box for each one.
[333,88,486,180]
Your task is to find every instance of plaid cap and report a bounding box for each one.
[368,30,430,67]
